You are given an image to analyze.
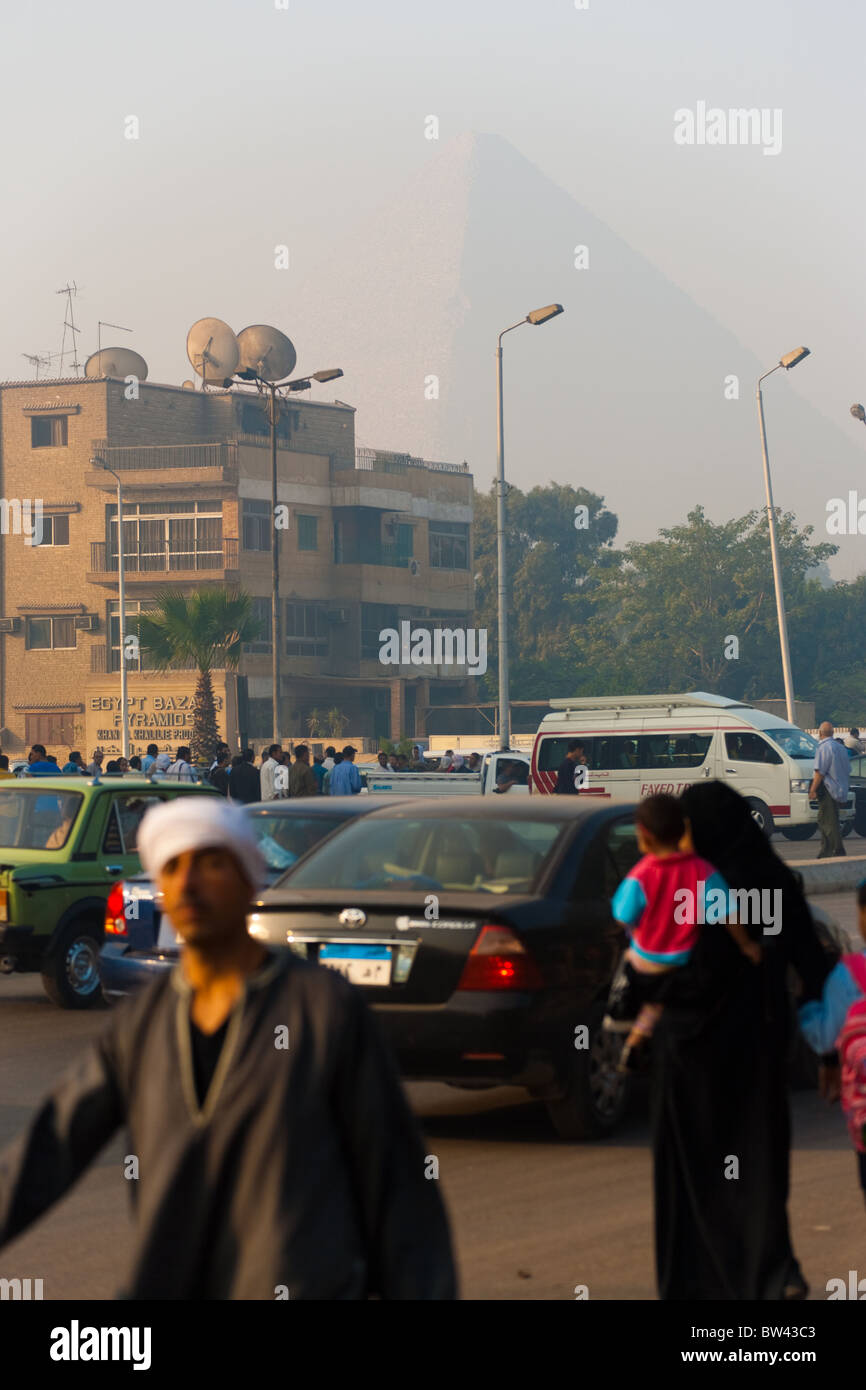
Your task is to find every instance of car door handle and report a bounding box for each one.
[724,769,737,775]
[104,864,123,874]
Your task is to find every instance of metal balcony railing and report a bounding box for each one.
[90,441,237,471]
[90,538,239,573]
[353,447,468,475]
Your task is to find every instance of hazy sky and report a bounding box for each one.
[3,0,865,566]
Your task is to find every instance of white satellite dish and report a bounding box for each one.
[84,347,149,380]
[236,324,297,383]
[186,317,240,386]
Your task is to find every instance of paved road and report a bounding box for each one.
[774,829,865,863]
[1,889,863,1301]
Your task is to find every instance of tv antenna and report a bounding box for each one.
[98,320,133,354]
[21,351,55,379]
[57,281,82,376]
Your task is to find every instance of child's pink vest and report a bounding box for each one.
[837,955,866,1154]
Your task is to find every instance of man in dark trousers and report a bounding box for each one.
[227,748,261,805]
[0,798,456,1299]
[554,739,588,794]
[288,744,319,798]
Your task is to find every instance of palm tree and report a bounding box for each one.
[134,589,261,763]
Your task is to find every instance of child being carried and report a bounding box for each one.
[604,793,761,1072]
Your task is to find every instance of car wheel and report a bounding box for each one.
[545,1013,629,1141]
[747,799,775,836]
[781,824,816,841]
[41,922,105,1010]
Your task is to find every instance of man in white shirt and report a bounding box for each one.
[843,727,864,755]
[322,746,336,772]
[260,744,283,801]
[166,746,195,783]
[810,722,851,858]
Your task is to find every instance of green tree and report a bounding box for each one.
[134,589,261,763]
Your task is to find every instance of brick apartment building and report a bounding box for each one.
[0,375,476,759]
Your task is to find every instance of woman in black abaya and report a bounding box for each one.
[651,782,836,1300]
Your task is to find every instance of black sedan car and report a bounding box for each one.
[247,798,642,1140]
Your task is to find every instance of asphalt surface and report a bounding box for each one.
[1,877,863,1301]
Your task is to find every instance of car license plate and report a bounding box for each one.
[318,943,392,985]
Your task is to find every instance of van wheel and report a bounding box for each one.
[781,824,816,841]
[41,922,104,1010]
[546,1013,629,1140]
[747,799,775,836]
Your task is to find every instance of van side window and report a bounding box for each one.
[639,734,712,769]
[725,732,782,765]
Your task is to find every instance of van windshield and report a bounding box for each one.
[764,728,817,761]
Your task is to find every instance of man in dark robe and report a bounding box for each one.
[0,798,456,1299]
[651,782,837,1300]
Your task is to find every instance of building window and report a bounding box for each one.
[25,615,76,650]
[243,597,272,654]
[30,416,68,448]
[361,604,398,660]
[429,521,469,570]
[285,603,327,657]
[25,711,78,746]
[32,514,70,547]
[242,499,271,552]
[108,600,155,672]
[297,514,318,552]
[108,500,222,572]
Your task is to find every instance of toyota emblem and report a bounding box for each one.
[338,907,366,928]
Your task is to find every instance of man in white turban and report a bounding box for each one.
[0,797,456,1300]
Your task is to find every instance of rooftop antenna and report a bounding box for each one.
[21,351,53,379]
[57,281,82,376]
[98,320,133,355]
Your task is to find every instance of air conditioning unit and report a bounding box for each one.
[326,608,349,623]
[74,614,98,631]
[0,617,21,634]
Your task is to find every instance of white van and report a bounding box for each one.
[531,692,854,838]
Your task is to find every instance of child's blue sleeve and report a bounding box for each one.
[798,960,863,1054]
[701,870,730,925]
[611,875,647,928]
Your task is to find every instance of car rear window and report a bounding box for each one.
[284,816,567,894]
[0,790,84,850]
[248,812,349,873]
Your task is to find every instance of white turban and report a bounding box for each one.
[137,796,268,889]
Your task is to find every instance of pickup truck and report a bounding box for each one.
[362,751,530,797]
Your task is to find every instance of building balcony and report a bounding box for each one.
[86,441,238,492]
[87,539,240,586]
[334,541,413,568]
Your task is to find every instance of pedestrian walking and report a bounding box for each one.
[227,749,261,805]
[167,746,195,783]
[328,745,362,795]
[260,744,283,801]
[322,746,336,772]
[0,797,456,1298]
[554,739,588,794]
[810,721,850,858]
[799,877,866,1211]
[311,755,326,793]
[288,745,319,798]
[141,744,159,775]
[652,781,838,1300]
[86,748,104,776]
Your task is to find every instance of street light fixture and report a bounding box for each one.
[495,303,564,751]
[755,346,810,726]
[231,367,343,745]
[91,455,130,760]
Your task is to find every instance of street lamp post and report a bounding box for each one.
[755,346,810,726]
[232,368,343,746]
[92,456,130,760]
[495,304,564,751]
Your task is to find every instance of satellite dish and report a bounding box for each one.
[85,347,149,381]
[182,380,195,390]
[186,317,240,386]
[236,324,297,383]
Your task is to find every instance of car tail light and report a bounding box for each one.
[456,924,543,991]
[105,882,128,937]
[0,888,8,923]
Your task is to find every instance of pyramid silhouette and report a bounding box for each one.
[287,131,863,577]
